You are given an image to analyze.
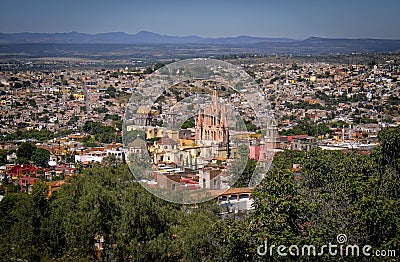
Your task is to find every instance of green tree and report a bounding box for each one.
[32,148,50,167]
[299,146,400,258]
[0,193,43,261]
[250,166,307,258]
[154,62,165,71]
[181,117,195,129]
[0,149,7,165]
[233,158,257,187]
[144,67,153,74]
[43,164,219,260]
[378,126,400,171]
[16,142,37,163]
[106,86,117,98]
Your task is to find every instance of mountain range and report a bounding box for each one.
[0,31,295,44]
[1,31,400,56]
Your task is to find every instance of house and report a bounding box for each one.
[127,136,147,155]
[292,136,317,151]
[19,176,40,187]
[198,167,221,189]
[153,135,179,164]
[146,127,165,139]
[157,173,182,191]
[106,148,126,160]
[75,155,104,164]
[8,164,41,178]
[47,180,67,197]
[249,141,274,162]
[218,187,254,212]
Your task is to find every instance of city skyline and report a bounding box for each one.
[1,0,400,39]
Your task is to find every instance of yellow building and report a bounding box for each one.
[310,75,317,82]
[146,127,165,139]
[73,94,85,101]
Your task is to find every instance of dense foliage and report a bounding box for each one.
[0,164,219,261]
[213,126,400,261]
[280,120,332,137]
[0,129,55,142]
[14,142,51,166]
[83,121,121,144]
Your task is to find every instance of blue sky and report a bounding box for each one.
[1,0,399,39]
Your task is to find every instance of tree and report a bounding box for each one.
[16,142,37,162]
[298,146,400,257]
[66,115,79,126]
[41,164,220,260]
[154,62,165,71]
[32,148,50,167]
[249,167,307,259]
[82,121,118,144]
[82,135,98,147]
[378,126,400,171]
[280,120,332,137]
[106,86,116,98]
[233,158,257,187]
[211,151,308,261]
[244,120,258,132]
[144,67,153,74]
[0,193,42,261]
[181,117,195,129]
[230,144,250,185]
[0,149,7,165]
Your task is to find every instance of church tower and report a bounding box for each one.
[195,90,229,147]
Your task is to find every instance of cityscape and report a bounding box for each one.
[0,0,399,261]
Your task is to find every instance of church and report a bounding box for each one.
[195,90,229,159]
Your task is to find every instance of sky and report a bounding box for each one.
[1,0,399,39]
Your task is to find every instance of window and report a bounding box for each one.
[219,196,227,201]
[229,195,237,201]
[239,194,249,199]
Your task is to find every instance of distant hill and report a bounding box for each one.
[298,36,400,53]
[247,36,400,53]
[0,32,400,57]
[0,31,295,44]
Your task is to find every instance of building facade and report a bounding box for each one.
[195,90,229,158]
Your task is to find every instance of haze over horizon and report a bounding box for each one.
[1,0,400,40]
[2,31,400,41]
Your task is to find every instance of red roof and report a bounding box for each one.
[19,176,40,187]
[287,134,309,142]
[8,164,43,177]
[180,177,199,184]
